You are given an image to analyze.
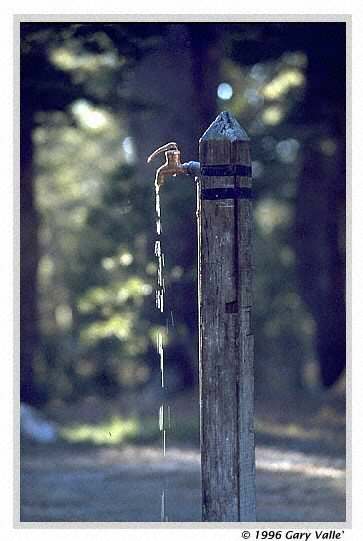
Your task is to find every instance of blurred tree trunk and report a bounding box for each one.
[295,139,345,388]
[294,25,346,387]
[127,23,220,174]
[20,104,41,404]
[20,23,82,404]
[125,23,221,388]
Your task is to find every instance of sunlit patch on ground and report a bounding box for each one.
[256,447,345,480]
[60,416,140,445]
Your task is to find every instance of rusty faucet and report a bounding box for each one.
[147,142,200,188]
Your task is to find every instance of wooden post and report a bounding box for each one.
[198,111,256,522]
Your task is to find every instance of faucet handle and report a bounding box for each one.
[147,142,179,163]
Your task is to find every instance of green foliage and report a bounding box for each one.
[35,107,159,399]
[24,23,344,402]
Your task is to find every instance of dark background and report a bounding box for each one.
[20,21,346,443]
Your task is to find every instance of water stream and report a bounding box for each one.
[154,184,170,521]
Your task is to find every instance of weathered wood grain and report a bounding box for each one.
[198,111,256,522]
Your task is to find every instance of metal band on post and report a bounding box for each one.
[201,187,252,200]
[201,164,252,177]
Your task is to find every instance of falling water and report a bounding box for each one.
[157,333,164,389]
[154,183,170,522]
[158,402,171,456]
[161,488,167,522]
[154,240,164,313]
[155,185,162,235]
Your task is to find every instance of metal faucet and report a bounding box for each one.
[147,142,200,188]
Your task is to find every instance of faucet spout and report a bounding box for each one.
[147,142,185,188]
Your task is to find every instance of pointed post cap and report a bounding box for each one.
[200,111,249,142]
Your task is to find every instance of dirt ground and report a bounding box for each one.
[20,390,346,523]
[20,441,345,523]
